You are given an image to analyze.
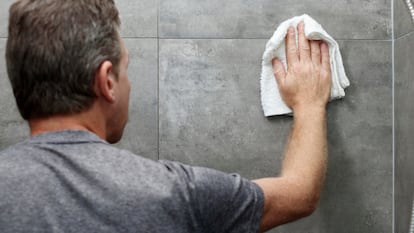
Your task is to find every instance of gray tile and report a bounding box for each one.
[0,39,30,150]
[1,1,158,38]
[159,39,392,232]
[0,0,14,37]
[160,0,391,40]
[394,0,414,38]
[395,31,414,233]
[159,39,288,179]
[115,0,158,38]
[114,39,158,160]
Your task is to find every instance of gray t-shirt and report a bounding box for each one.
[0,130,264,233]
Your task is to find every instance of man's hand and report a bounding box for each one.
[272,21,331,114]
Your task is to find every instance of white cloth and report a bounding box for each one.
[260,14,350,116]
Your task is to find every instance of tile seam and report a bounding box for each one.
[154,36,393,41]
[121,36,158,39]
[157,37,393,41]
[157,0,160,161]
[391,0,395,232]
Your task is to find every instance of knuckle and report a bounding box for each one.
[312,49,320,55]
[313,62,322,69]
[291,62,301,70]
[301,46,310,51]
[287,47,297,54]
[273,67,285,78]
[288,28,296,36]
[300,62,311,69]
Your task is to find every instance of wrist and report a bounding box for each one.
[293,105,327,119]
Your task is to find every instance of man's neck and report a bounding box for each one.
[28,111,106,140]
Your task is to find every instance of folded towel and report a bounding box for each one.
[260,14,350,116]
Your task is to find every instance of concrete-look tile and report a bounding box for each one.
[159,39,289,179]
[395,0,414,38]
[0,0,14,37]
[0,39,30,150]
[395,32,414,233]
[115,0,158,38]
[2,0,159,38]
[114,39,158,160]
[160,0,391,40]
[159,39,392,232]
[319,40,392,233]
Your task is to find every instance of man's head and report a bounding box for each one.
[6,0,130,143]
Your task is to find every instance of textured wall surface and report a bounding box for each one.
[395,33,414,233]
[160,0,391,39]
[0,1,395,233]
[394,1,414,233]
[0,0,13,37]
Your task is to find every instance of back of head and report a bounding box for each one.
[6,0,122,120]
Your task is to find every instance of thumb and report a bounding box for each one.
[272,58,286,86]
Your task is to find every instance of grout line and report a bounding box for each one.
[0,36,394,42]
[157,0,160,161]
[119,37,394,42]
[121,36,158,39]
[0,36,397,41]
[157,37,393,41]
[391,0,395,232]
[133,36,255,40]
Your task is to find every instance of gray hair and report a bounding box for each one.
[6,0,122,120]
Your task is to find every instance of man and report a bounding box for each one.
[0,0,331,232]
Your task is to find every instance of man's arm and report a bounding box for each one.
[253,21,332,232]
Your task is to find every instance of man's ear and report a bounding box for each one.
[95,61,116,103]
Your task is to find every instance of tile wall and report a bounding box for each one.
[394,0,414,232]
[0,0,398,232]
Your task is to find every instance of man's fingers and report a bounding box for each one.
[310,40,321,64]
[297,21,311,62]
[320,42,330,73]
[272,58,286,85]
[285,26,298,66]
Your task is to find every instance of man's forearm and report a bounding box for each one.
[281,107,328,203]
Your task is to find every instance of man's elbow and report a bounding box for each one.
[293,192,320,218]
[255,177,323,232]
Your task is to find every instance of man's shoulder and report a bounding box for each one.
[0,130,159,174]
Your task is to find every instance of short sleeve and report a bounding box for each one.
[159,160,264,233]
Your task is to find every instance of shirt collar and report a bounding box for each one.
[27,130,107,145]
